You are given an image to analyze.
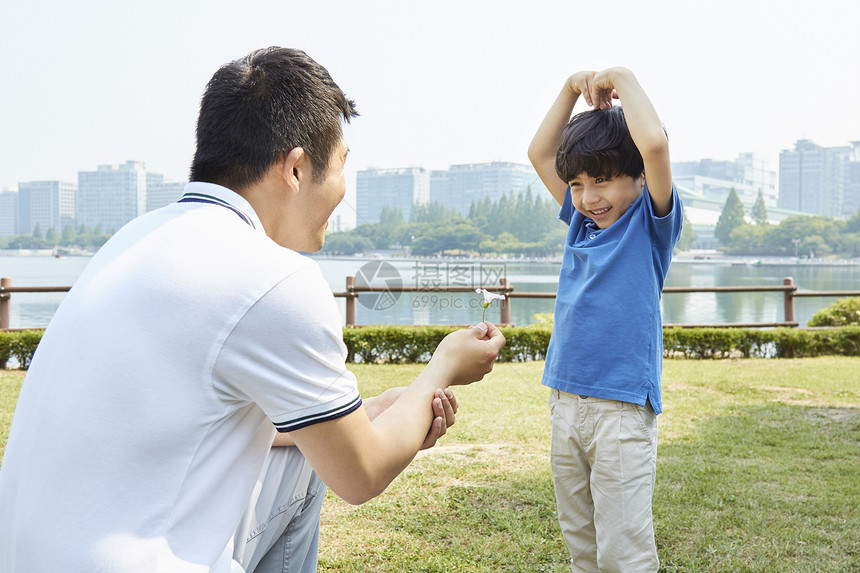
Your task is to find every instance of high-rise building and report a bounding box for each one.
[430,162,541,215]
[145,173,185,212]
[17,180,77,235]
[845,142,860,218]
[778,140,852,217]
[77,161,148,232]
[355,167,429,225]
[0,190,19,237]
[672,153,777,207]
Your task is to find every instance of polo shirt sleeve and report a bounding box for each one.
[558,186,573,226]
[643,182,684,250]
[213,265,361,433]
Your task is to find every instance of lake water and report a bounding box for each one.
[2,255,858,329]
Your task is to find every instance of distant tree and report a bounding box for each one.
[841,232,860,257]
[32,223,43,239]
[726,224,768,255]
[45,227,59,244]
[714,188,745,245]
[768,216,842,254]
[800,234,830,258]
[411,222,485,256]
[378,207,405,226]
[322,233,373,255]
[61,225,76,245]
[479,232,521,255]
[847,210,860,233]
[751,190,768,225]
[676,211,698,251]
[410,202,460,223]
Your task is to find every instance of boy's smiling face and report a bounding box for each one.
[568,171,645,228]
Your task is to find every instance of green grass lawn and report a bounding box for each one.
[1,358,858,572]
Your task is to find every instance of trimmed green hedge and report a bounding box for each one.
[344,325,860,362]
[1,325,858,369]
[663,326,860,359]
[342,325,554,364]
[0,330,45,370]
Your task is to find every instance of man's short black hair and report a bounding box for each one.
[190,47,358,190]
[555,106,644,183]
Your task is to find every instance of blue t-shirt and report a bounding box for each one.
[542,183,683,414]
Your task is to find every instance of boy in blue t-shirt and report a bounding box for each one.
[528,67,683,572]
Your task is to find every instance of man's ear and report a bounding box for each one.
[277,147,309,194]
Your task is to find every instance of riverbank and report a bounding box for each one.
[311,250,860,267]
[673,251,860,267]
[0,248,95,257]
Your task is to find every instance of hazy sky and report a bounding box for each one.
[2,0,858,224]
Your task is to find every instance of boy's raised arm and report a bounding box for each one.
[588,67,673,216]
[528,71,599,207]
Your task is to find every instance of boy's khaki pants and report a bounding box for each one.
[549,390,659,573]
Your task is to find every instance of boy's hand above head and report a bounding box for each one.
[567,70,618,110]
[589,67,633,109]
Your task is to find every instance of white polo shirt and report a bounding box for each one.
[0,183,360,572]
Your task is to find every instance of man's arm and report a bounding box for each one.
[272,387,458,449]
[588,67,673,216]
[528,71,598,207]
[290,322,505,505]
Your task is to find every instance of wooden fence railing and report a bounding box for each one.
[333,276,860,328]
[2,276,858,330]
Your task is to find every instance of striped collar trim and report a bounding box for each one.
[178,182,264,232]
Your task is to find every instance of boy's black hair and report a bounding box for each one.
[190,47,358,190]
[555,106,644,183]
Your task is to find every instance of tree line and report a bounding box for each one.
[322,188,565,257]
[715,189,860,258]
[0,223,112,251]
[323,187,698,257]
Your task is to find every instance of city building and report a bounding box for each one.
[845,142,860,218]
[0,190,18,236]
[355,167,429,225]
[672,152,777,207]
[778,140,858,218]
[16,180,77,235]
[77,161,148,232]
[145,173,185,212]
[430,161,541,215]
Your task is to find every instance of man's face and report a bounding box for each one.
[568,171,644,228]
[300,140,349,252]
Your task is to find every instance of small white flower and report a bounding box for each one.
[475,288,505,321]
[475,288,505,306]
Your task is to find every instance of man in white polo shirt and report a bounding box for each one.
[0,47,506,573]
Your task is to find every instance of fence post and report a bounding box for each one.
[0,277,10,330]
[499,277,512,325]
[345,275,356,327]
[783,277,796,325]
